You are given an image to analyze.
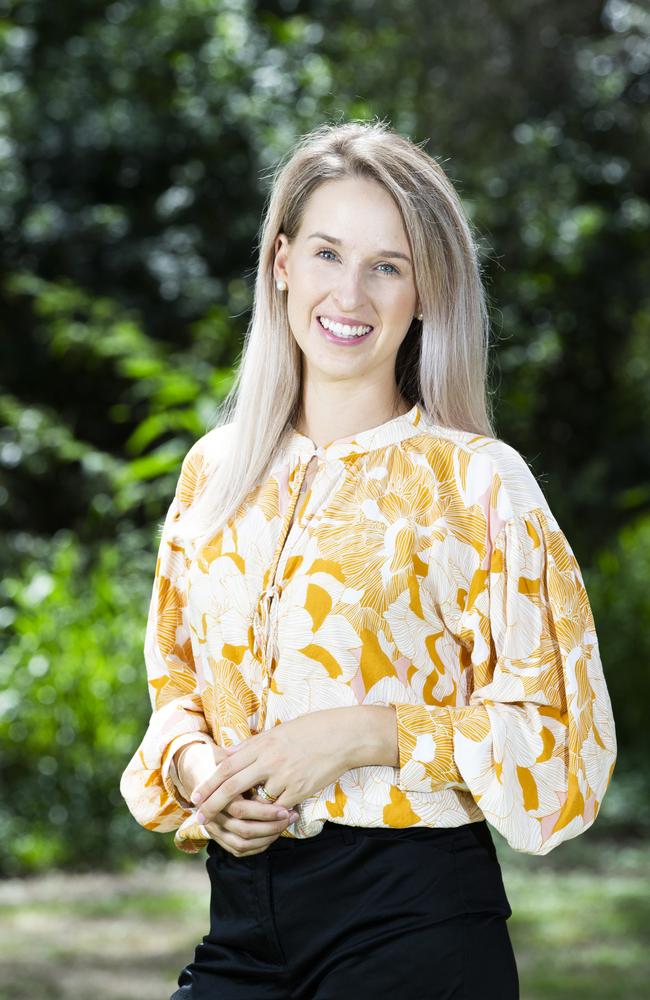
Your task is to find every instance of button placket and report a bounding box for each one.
[253,581,282,677]
[252,455,314,730]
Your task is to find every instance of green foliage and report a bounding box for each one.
[0,528,175,874]
[1,272,234,538]
[585,514,650,766]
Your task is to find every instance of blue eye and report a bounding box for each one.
[315,249,400,275]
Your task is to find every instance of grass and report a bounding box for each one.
[0,834,648,999]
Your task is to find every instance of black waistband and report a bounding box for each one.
[266,818,492,852]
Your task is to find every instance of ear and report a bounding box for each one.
[274,232,290,283]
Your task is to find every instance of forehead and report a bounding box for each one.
[298,178,409,252]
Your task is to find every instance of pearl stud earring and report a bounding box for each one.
[276,279,287,291]
[416,312,423,321]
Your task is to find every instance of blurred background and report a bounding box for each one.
[0,0,648,997]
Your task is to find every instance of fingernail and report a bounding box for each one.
[195,811,205,825]
[191,791,202,805]
[276,809,289,818]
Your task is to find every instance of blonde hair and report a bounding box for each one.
[175,117,496,551]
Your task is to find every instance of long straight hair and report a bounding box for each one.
[175,118,496,552]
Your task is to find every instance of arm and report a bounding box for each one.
[119,442,216,842]
[330,704,400,771]
[360,507,617,856]
[172,740,202,794]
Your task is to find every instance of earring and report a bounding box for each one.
[276,279,287,291]
[416,312,423,321]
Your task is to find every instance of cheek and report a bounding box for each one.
[376,296,416,350]
[288,260,326,312]
[379,290,416,329]
[380,328,411,362]
[285,302,316,355]
[389,284,417,312]
[293,255,320,281]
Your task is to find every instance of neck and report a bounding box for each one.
[293,384,410,447]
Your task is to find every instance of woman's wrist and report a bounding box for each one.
[174,740,221,800]
[337,705,399,769]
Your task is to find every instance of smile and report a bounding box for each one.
[316,315,374,344]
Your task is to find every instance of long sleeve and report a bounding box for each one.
[388,505,617,855]
[119,441,216,849]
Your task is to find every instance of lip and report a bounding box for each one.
[315,315,374,345]
[317,314,374,328]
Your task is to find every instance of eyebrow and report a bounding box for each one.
[307,232,412,265]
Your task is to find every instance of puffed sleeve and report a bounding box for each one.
[119,440,217,852]
[388,505,618,855]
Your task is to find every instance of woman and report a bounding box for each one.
[120,120,617,999]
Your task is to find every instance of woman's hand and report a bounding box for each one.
[176,741,300,857]
[191,709,357,855]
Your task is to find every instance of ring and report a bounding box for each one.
[255,784,278,802]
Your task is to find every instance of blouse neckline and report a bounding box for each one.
[287,401,427,462]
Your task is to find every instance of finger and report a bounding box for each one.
[224,813,297,842]
[190,757,235,806]
[203,801,299,855]
[228,799,301,829]
[226,796,296,823]
[224,734,258,755]
[215,827,285,858]
[198,763,275,820]
[203,817,278,856]
[192,754,265,808]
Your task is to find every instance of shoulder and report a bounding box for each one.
[176,421,235,508]
[407,420,552,523]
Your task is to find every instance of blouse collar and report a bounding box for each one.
[286,401,426,462]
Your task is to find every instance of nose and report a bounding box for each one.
[331,263,369,313]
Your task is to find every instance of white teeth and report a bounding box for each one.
[319,316,372,338]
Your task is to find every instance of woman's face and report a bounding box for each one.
[274,176,420,389]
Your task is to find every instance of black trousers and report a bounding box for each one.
[170,818,519,999]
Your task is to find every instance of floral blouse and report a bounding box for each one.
[119,402,617,856]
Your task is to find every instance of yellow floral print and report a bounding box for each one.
[119,403,617,855]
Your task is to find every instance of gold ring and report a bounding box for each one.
[255,784,278,802]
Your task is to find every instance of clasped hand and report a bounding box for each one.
[191,710,352,857]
